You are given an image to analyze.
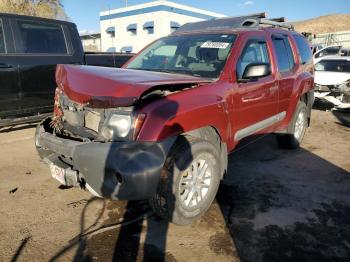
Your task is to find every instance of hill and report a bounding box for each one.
[292,14,350,34]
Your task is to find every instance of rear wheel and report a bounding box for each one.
[149,136,221,225]
[276,101,308,149]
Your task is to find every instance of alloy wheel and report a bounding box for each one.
[179,156,212,208]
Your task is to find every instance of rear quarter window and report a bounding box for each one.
[17,20,68,54]
[293,35,313,65]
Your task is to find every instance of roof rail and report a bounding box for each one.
[174,12,294,34]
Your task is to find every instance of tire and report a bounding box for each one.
[149,136,221,225]
[276,101,308,149]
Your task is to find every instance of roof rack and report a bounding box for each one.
[269,17,287,22]
[175,12,294,33]
[260,17,293,30]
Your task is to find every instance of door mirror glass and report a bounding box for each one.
[241,62,271,80]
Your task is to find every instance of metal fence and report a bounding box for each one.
[311,30,350,48]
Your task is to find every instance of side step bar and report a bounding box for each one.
[0,113,52,128]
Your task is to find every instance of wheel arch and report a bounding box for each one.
[182,125,228,179]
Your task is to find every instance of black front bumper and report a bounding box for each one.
[35,119,176,200]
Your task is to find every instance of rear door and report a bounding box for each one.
[11,18,81,115]
[271,34,297,114]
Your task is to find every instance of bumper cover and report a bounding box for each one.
[35,119,176,200]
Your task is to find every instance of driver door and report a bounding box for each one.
[233,36,279,141]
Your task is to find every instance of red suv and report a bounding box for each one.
[35,14,314,225]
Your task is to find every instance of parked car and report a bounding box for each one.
[0,13,133,126]
[340,48,350,57]
[314,56,350,108]
[35,13,314,225]
[311,44,324,54]
[313,45,349,64]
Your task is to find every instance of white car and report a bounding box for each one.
[313,45,343,64]
[314,56,350,109]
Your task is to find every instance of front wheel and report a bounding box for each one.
[276,101,308,149]
[149,136,221,225]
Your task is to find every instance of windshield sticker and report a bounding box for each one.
[201,42,230,49]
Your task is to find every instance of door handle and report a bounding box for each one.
[242,92,266,103]
[0,63,13,69]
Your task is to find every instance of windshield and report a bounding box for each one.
[126,34,236,79]
[315,59,350,73]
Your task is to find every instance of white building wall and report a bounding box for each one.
[81,37,101,51]
[100,1,225,53]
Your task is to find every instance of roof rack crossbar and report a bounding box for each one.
[243,12,267,19]
[269,17,287,22]
[259,18,294,30]
[173,12,295,34]
[215,12,266,20]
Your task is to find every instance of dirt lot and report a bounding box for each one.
[0,109,349,262]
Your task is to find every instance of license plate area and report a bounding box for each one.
[49,164,66,185]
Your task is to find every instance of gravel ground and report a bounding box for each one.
[0,109,349,262]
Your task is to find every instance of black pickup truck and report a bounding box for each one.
[0,13,133,126]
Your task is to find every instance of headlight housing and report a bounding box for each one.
[101,110,146,141]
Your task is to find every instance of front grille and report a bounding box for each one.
[59,94,106,138]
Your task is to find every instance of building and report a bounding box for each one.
[100,0,225,53]
[80,31,101,52]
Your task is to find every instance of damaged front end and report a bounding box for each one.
[35,88,176,200]
[314,80,350,109]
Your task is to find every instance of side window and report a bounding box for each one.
[237,40,270,79]
[17,20,67,54]
[0,21,5,53]
[272,36,295,73]
[293,35,313,65]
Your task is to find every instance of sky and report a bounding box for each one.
[63,0,350,32]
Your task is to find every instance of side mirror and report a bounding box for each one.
[241,62,271,81]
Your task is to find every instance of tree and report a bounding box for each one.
[0,0,68,20]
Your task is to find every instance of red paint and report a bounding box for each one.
[55,28,314,152]
[55,64,209,107]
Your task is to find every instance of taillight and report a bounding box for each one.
[133,113,146,140]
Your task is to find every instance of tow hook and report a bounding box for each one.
[79,177,86,190]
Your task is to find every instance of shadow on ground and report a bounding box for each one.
[313,99,350,128]
[217,135,350,262]
[45,127,350,262]
[0,123,38,133]
[332,110,350,128]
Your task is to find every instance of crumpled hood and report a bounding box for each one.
[314,71,350,86]
[56,64,210,107]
